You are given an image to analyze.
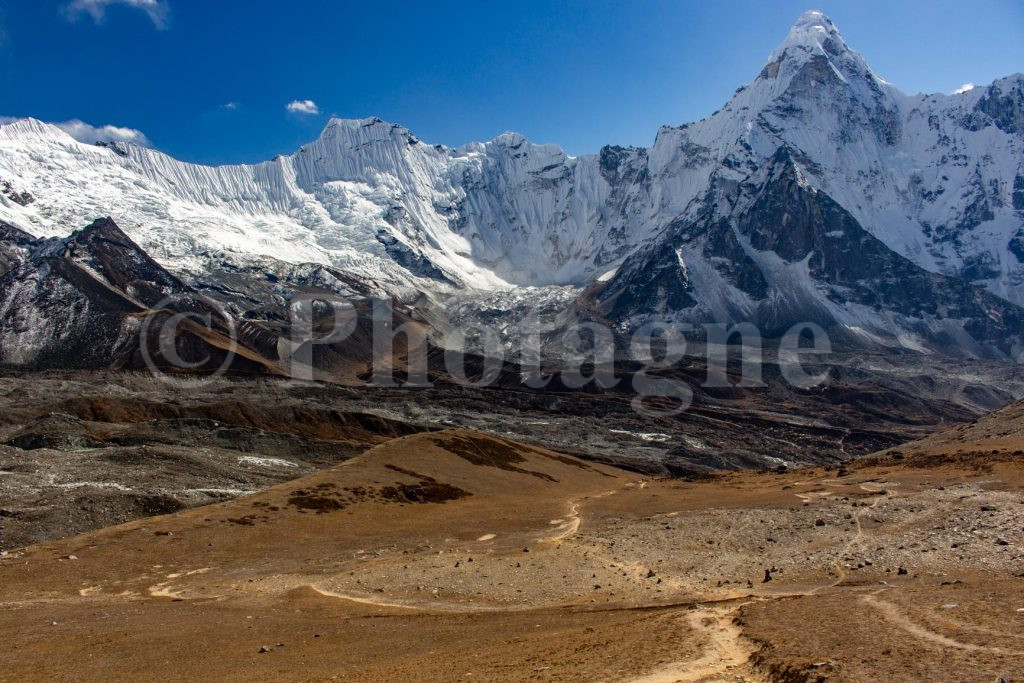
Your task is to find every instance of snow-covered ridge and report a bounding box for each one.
[0,11,1022,309]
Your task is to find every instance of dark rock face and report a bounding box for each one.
[701,216,771,301]
[375,230,451,283]
[0,178,34,206]
[0,222,34,245]
[0,222,142,368]
[0,222,34,278]
[974,79,1024,135]
[594,148,1024,355]
[953,175,996,234]
[598,240,697,319]
[65,217,189,304]
[599,168,774,322]
[599,145,647,184]
[94,141,130,157]
[959,253,1001,281]
[0,217,282,373]
[1010,230,1024,264]
[772,52,901,147]
[735,151,1009,330]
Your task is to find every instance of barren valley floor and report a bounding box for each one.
[1,404,1023,681]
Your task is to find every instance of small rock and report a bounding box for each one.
[995,539,1010,546]
[897,567,909,575]
[259,646,272,654]
[762,569,773,583]
[815,519,826,526]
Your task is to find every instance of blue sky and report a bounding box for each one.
[1,0,1021,165]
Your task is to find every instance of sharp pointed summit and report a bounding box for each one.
[774,10,848,57]
[758,10,884,92]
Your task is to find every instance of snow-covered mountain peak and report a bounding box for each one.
[0,118,76,145]
[320,115,405,134]
[0,118,149,162]
[313,116,421,150]
[757,11,891,106]
[993,73,1024,87]
[324,115,387,128]
[493,131,525,144]
[489,131,572,161]
[774,10,845,56]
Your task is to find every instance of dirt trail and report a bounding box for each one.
[816,481,896,589]
[306,586,425,611]
[630,601,764,683]
[629,479,907,682]
[543,488,619,544]
[861,592,1024,656]
[545,501,582,543]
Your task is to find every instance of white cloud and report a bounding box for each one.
[56,119,151,145]
[220,102,239,110]
[286,99,320,115]
[953,82,976,95]
[65,0,169,30]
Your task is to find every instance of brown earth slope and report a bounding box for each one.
[0,369,956,551]
[0,424,1022,681]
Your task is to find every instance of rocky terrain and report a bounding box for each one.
[2,360,1022,550]
[0,405,1021,681]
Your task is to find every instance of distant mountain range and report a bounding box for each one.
[2,11,1023,367]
